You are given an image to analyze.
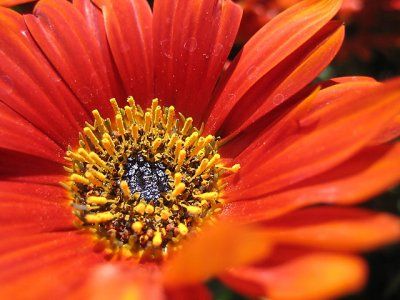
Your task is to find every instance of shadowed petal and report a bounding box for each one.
[0,7,89,148]
[153,0,242,122]
[24,0,119,117]
[205,0,343,134]
[93,0,154,107]
[222,144,400,222]
[226,78,400,199]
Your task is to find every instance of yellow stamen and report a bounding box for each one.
[120,181,131,198]
[178,223,188,235]
[110,98,120,115]
[167,133,178,149]
[84,127,101,150]
[86,212,116,223]
[132,221,143,233]
[145,204,155,214]
[131,123,139,140]
[152,231,162,247]
[92,110,107,133]
[144,112,152,131]
[207,153,221,169]
[152,138,162,152]
[85,171,102,186]
[184,132,198,149]
[77,148,94,163]
[160,209,171,220]
[186,205,202,216]
[116,114,125,135]
[71,174,90,185]
[193,192,219,201]
[125,106,134,124]
[102,138,115,156]
[181,117,193,135]
[172,182,185,197]
[134,202,146,215]
[194,159,209,177]
[87,196,111,205]
[174,172,182,186]
[89,152,107,168]
[177,149,186,167]
[166,106,175,133]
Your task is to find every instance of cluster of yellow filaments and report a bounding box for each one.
[62,97,240,261]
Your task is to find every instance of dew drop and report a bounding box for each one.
[246,65,258,81]
[160,39,173,59]
[272,94,285,106]
[227,93,237,102]
[184,37,198,52]
[212,43,224,57]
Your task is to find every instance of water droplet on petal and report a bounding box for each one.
[160,39,173,59]
[246,65,258,81]
[227,93,236,102]
[272,94,285,106]
[184,37,197,52]
[212,43,224,57]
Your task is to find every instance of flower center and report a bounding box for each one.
[63,97,239,261]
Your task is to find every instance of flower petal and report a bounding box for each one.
[221,249,367,300]
[0,180,71,237]
[0,7,89,147]
[72,263,165,300]
[261,207,400,252]
[222,144,400,222]
[218,21,344,140]
[93,0,153,107]
[0,150,64,184]
[205,0,343,134]
[226,78,400,200]
[162,222,271,287]
[153,0,242,122]
[0,231,104,299]
[24,0,118,117]
[0,102,63,163]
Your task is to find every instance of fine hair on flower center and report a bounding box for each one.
[63,97,239,261]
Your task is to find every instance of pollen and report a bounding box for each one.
[63,98,239,261]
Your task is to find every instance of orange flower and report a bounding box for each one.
[0,0,399,299]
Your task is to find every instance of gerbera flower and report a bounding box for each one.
[0,0,399,299]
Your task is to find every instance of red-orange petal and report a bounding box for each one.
[226,78,400,200]
[153,0,242,122]
[222,144,400,222]
[162,222,271,287]
[72,263,165,300]
[205,0,343,134]
[260,207,400,252]
[0,7,88,148]
[0,231,105,299]
[93,0,154,107]
[0,181,71,237]
[221,250,367,299]
[0,150,64,184]
[218,21,344,140]
[0,102,63,163]
[24,0,117,118]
